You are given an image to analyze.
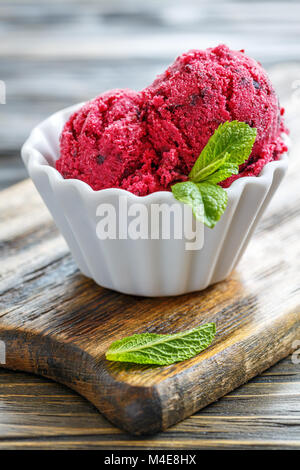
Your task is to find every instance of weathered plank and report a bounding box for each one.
[0,143,299,434]
[0,356,299,449]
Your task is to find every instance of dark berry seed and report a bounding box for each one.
[240,77,249,85]
[190,94,199,106]
[96,155,106,164]
[167,104,182,112]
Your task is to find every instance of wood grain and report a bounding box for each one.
[0,357,300,449]
[0,144,299,434]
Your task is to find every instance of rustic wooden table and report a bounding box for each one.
[1,357,299,450]
[0,0,300,450]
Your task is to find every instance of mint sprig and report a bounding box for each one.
[172,121,257,228]
[106,323,216,365]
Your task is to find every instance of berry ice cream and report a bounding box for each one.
[56,45,287,195]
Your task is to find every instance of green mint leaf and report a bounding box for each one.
[172,121,256,228]
[171,181,205,222]
[204,163,239,185]
[171,181,228,228]
[197,182,228,228]
[106,323,216,365]
[189,153,229,183]
[189,121,257,182]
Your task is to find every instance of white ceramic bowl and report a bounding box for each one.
[22,104,288,296]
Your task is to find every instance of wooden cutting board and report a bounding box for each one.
[0,158,300,435]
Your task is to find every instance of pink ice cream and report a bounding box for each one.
[56,45,287,195]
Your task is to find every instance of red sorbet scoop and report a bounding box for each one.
[56,45,287,195]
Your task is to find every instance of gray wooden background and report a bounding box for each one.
[0,0,300,190]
